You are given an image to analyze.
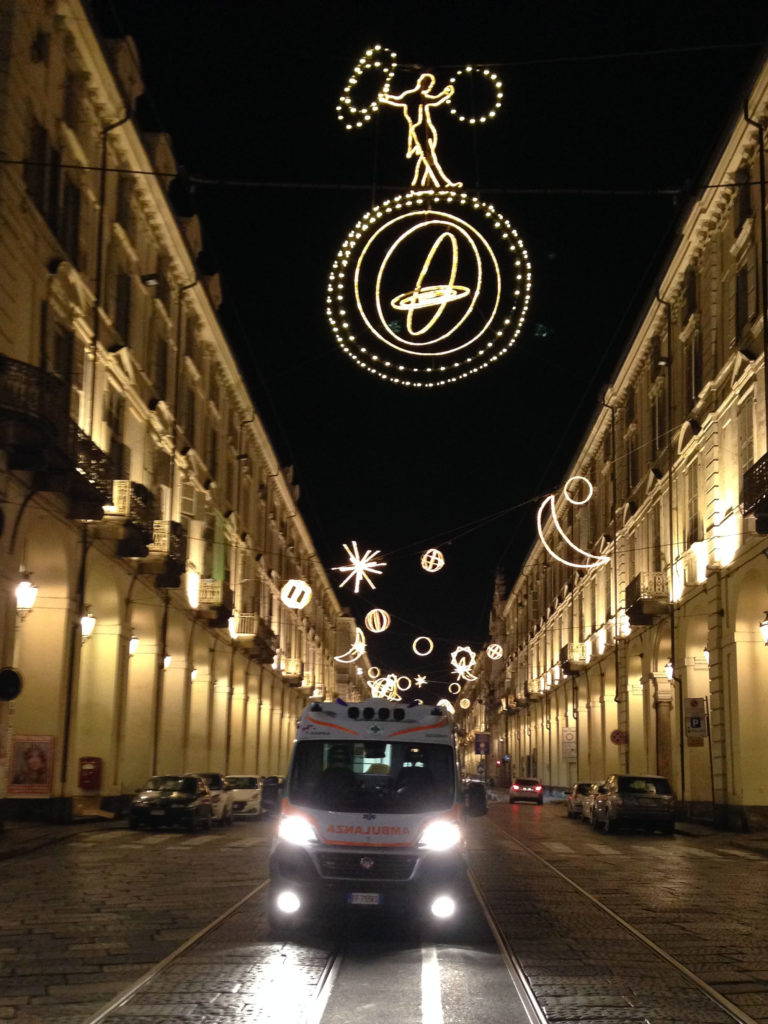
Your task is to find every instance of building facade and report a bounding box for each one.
[0,0,363,821]
[467,56,768,830]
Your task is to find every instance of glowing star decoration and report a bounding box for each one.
[536,476,612,570]
[487,643,503,661]
[334,627,367,664]
[415,674,428,687]
[337,45,397,130]
[332,541,386,593]
[413,636,434,657]
[327,50,531,389]
[365,608,391,633]
[450,645,477,681]
[280,579,313,610]
[420,548,445,572]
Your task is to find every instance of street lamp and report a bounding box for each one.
[703,646,710,666]
[665,659,674,681]
[129,634,139,657]
[80,607,96,643]
[760,613,768,646]
[15,574,38,621]
[163,652,172,670]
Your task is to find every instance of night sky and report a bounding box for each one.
[92,0,767,698]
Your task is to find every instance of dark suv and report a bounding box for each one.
[592,773,675,834]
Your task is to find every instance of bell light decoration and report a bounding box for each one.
[365,608,391,633]
[486,643,503,661]
[80,607,96,643]
[420,548,445,573]
[281,578,313,610]
[15,574,38,621]
[536,476,611,570]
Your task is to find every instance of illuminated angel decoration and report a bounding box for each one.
[450,645,477,681]
[379,72,461,189]
[332,541,387,592]
[334,627,367,664]
[536,476,611,570]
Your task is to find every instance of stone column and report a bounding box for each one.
[652,674,675,778]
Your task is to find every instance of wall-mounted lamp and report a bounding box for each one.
[81,607,96,643]
[129,635,139,657]
[163,652,172,671]
[190,667,197,681]
[15,574,38,621]
[665,659,674,681]
[760,613,768,646]
[703,646,710,666]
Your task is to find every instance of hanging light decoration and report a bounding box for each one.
[80,607,96,643]
[15,574,38,621]
[412,636,434,656]
[487,643,503,661]
[281,579,313,610]
[128,635,139,657]
[420,548,445,573]
[365,608,391,633]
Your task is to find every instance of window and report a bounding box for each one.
[116,176,134,238]
[651,504,662,573]
[151,329,168,398]
[626,384,636,425]
[733,165,751,237]
[738,398,754,483]
[113,272,131,347]
[682,266,697,324]
[651,385,667,459]
[206,425,218,480]
[735,265,750,341]
[60,179,80,264]
[626,429,639,491]
[683,328,703,410]
[685,461,701,547]
[24,119,47,211]
[103,384,127,476]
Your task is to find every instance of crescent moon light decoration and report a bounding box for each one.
[420,548,445,572]
[334,627,367,664]
[412,636,434,657]
[333,541,387,592]
[280,579,313,610]
[487,643,503,661]
[536,476,611,570]
[365,608,391,633]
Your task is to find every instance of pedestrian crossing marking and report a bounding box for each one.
[718,847,763,860]
[584,843,620,855]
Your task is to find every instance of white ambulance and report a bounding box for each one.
[268,698,483,929]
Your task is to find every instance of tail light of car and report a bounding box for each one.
[512,784,520,790]
[534,785,543,792]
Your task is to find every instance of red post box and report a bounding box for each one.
[78,756,102,791]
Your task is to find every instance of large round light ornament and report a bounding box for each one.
[487,644,503,661]
[420,548,445,573]
[327,190,531,387]
[280,579,313,610]
[459,697,471,709]
[365,608,391,633]
[413,636,434,656]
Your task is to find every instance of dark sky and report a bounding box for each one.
[92,0,767,698]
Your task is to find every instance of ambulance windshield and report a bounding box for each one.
[289,740,456,812]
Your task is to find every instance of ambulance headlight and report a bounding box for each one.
[278,815,317,846]
[418,820,461,852]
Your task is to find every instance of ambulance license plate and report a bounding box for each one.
[347,893,381,906]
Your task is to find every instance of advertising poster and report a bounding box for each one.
[7,734,54,797]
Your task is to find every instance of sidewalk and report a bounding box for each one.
[0,816,125,860]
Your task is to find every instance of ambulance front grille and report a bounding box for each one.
[316,852,417,880]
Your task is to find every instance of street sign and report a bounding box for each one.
[685,697,709,738]
[474,732,490,755]
[561,726,576,760]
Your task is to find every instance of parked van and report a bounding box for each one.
[268,698,484,930]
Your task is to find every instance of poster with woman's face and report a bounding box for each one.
[7,735,54,797]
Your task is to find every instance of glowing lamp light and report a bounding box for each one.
[15,576,37,621]
[459,697,471,709]
[128,635,139,657]
[536,476,611,570]
[413,636,434,656]
[333,541,386,592]
[228,616,238,639]
[281,579,313,610]
[420,548,445,572]
[163,653,172,671]
[190,667,198,681]
[703,646,710,666]
[486,643,503,661]
[80,608,96,643]
[665,659,674,681]
[365,608,391,633]
[186,568,200,609]
[760,613,768,646]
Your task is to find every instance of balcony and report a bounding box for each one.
[282,657,304,685]
[560,642,587,676]
[0,356,113,519]
[230,613,279,664]
[108,481,157,557]
[625,571,669,625]
[142,520,187,588]
[742,453,768,533]
[198,579,234,627]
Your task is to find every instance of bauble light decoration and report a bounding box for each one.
[420,548,445,573]
[459,697,471,709]
[365,608,391,633]
[281,579,313,610]
[487,643,503,661]
[413,636,434,656]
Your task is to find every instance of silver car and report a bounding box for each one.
[592,773,675,834]
[225,775,263,819]
[566,781,593,818]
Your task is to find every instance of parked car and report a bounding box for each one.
[591,773,676,834]
[508,777,544,804]
[260,775,284,815]
[566,781,593,818]
[189,772,234,826]
[581,781,605,825]
[225,775,263,819]
[129,774,213,832]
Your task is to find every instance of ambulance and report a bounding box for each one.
[268,697,483,928]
